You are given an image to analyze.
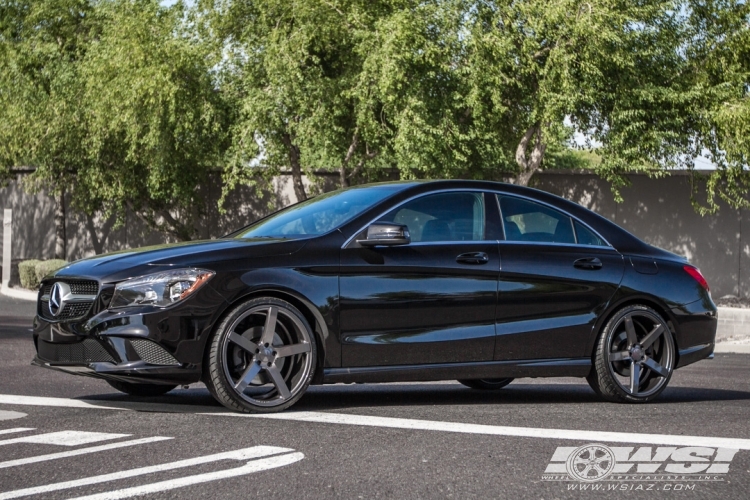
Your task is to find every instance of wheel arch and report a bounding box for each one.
[587,294,680,367]
[204,287,329,385]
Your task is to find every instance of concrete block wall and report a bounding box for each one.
[1,170,748,298]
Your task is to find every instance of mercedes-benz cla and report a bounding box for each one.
[33,181,718,412]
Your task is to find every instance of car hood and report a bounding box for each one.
[49,238,308,283]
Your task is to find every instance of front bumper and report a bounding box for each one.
[32,299,222,385]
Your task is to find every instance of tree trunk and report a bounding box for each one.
[513,125,546,186]
[339,131,359,189]
[54,189,66,260]
[281,133,307,202]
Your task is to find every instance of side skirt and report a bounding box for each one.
[323,357,591,384]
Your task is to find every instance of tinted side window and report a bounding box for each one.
[575,221,605,246]
[497,195,575,244]
[380,192,485,242]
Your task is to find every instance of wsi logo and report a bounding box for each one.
[542,444,739,482]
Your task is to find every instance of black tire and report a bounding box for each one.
[105,380,176,397]
[205,297,317,413]
[458,378,514,390]
[587,304,675,403]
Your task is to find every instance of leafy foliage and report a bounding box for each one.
[3,0,750,247]
[79,0,232,240]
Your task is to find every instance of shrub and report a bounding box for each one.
[18,260,42,290]
[35,260,68,283]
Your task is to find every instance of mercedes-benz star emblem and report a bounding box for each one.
[49,282,71,317]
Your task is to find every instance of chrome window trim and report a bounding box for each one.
[342,187,615,250]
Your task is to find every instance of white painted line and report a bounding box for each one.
[4,393,750,450]
[0,431,129,447]
[0,446,293,500]
[0,395,127,411]
[0,394,219,414]
[67,452,305,500]
[0,411,26,421]
[210,411,750,451]
[0,437,173,469]
[0,428,34,436]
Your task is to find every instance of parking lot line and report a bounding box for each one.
[2,392,750,450]
[0,437,173,469]
[67,452,305,500]
[225,411,750,450]
[0,446,293,500]
[0,429,33,436]
[0,395,127,411]
[0,431,129,447]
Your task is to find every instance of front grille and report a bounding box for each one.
[55,302,93,320]
[37,339,115,364]
[129,339,180,366]
[41,280,99,297]
[39,279,99,322]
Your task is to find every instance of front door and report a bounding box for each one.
[339,191,500,367]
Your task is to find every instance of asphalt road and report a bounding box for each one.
[0,298,749,499]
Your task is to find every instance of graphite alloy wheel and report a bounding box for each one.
[587,305,675,403]
[105,380,176,397]
[206,297,317,413]
[457,378,514,390]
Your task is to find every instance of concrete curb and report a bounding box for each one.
[0,285,37,301]
[716,306,750,340]
[714,344,750,354]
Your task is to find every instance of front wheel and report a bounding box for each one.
[587,305,675,403]
[205,297,317,413]
[458,378,514,390]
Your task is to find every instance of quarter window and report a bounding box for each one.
[497,196,576,244]
[574,221,605,246]
[379,192,485,242]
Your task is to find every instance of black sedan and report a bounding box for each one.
[32,180,717,412]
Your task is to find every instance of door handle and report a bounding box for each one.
[574,257,603,270]
[456,252,489,265]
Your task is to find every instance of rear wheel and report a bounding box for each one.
[105,380,176,397]
[458,378,514,390]
[205,297,317,413]
[587,305,675,403]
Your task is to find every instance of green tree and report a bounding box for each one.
[366,0,701,189]
[1,0,231,245]
[687,0,750,213]
[206,0,393,203]
[0,0,99,258]
[78,0,232,241]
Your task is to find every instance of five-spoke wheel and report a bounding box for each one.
[587,305,675,403]
[206,297,317,413]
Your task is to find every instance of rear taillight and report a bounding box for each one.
[684,265,709,291]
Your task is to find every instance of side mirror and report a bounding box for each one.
[357,222,411,247]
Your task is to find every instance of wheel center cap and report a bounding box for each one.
[630,345,644,362]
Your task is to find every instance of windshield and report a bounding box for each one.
[232,184,405,239]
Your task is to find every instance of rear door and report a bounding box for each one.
[493,194,625,360]
[339,191,500,367]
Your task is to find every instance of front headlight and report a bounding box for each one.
[110,268,215,309]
